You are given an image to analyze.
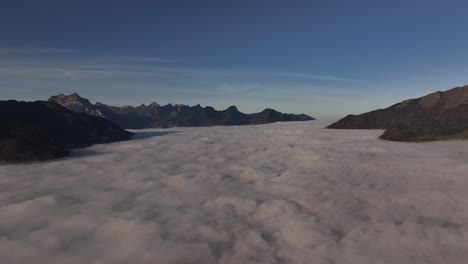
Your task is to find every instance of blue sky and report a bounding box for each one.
[1,0,468,118]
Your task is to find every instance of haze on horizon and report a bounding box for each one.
[1,0,468,119]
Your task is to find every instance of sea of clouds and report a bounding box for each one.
[1,121,468,264]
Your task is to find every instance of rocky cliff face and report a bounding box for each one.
[49,93,106,117]
[328,85,468,141]
[0,100,133,163]
[49,94,315,129]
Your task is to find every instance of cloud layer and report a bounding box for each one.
[1,121,468,263]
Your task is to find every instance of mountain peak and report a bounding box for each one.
[49,93,87,103]
[261,108,277,113]
[226,105,239,112]
[48,93,102,116]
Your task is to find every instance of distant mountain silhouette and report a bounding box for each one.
[0,100,133,163]
[49,94,315,128]
[328,85,468,141]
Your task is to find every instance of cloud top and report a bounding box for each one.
[1,121,467,263]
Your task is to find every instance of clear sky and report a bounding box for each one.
[1,0,468,118]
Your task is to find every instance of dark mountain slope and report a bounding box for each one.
[0,100,133,163]
[328,85,468,141]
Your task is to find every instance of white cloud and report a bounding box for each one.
[109,55,174,63]
[0,47,354,82]
[0,122,467,263]
[0,47,73,54]
[259,71,357,82]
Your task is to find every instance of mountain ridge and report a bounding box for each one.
[49,94,315,129]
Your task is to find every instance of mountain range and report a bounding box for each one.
[49,93,315,129]
[328,85,468,141]
[0,100,133,163]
